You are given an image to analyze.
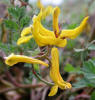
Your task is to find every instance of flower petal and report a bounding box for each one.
[5,53,48,67]
[41,6,53,20]
[33,6,53,22]
[59,16,89,39]
[32,20,67,47]
[50,47,71,89]
[55,38,67,48]
[53,7,60,36]
[21,26,32,37]
[37,0,44,10]
[17,35,33,45]
[33,19,54,37]
[48,85,58,96]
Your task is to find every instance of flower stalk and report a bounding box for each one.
[31,65,54,86]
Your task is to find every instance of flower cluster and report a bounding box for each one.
[5,5,89,96]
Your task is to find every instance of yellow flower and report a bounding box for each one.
[21,26,32,37]
[33,6,53,22]
[59,16,89,39]
[17,26,33,45]
[17,35,33,45]
[37,0,44,10]
[53,7,60,35]
[31,7,67,47]
[5,53,48,67]
[17,6,53,45]
[32,18,67,47]
[48,47,71,96]
[32,7,89,47]
[18,7,89,47]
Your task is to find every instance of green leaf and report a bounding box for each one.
[81,60,95,86]
[82,60,95,75]
[73,78,90,88]
[8,6,25,19]
[81,50,88,61]
[4,20,18,30]
[64,64,80,73]
[91,91,95,100]
[88,45,95,50]
[64,64,75,72]
[73,59,95,88]
[0,42,19,54]
[20,16,31,28]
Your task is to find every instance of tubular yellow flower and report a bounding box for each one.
[53,7,60,36]
[5,53,48,67]
[21,26,32,37]
[31,7,67,47]
[32,19,67,47]
[18,6,89,47]
[37,0,44,10]
[31,7,89,48]
[17,6,53,45]
[17,35,33,45]
[49,47,71,96]
[41,6,53,20]
[33,6,53,22]
[59,16,89,39]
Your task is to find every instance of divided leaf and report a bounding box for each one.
[64,63,80,73]
[20,16,31,28]
[73,59,95,88]
[4,20,18,30]
[8,6,25,19]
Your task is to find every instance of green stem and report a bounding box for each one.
[31,65,54,86]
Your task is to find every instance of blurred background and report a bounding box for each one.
[0,0,95,100]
